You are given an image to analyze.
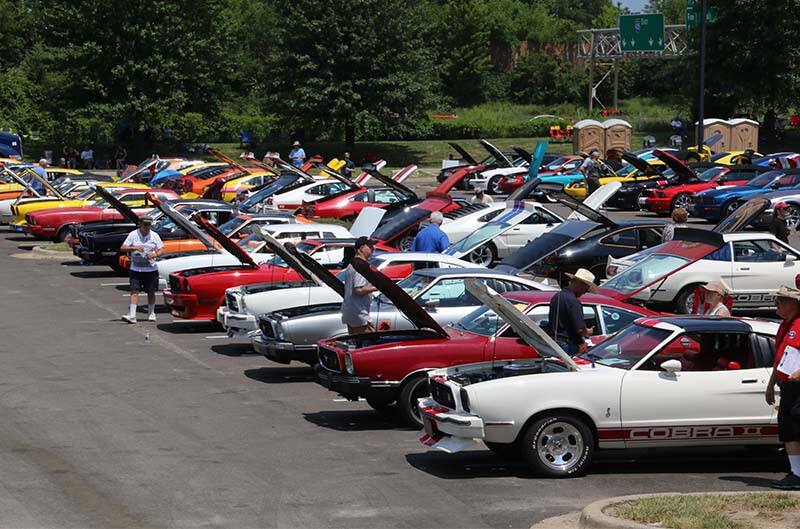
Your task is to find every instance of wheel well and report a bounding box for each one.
[514,408,599,447]
[399,368,432,387]
[672,282,704,313]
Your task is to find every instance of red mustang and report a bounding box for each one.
[300,164,417,220]
[315,258,657,427]
[163,216,396,321]
[24,188,178,241]
[639,150,768,215]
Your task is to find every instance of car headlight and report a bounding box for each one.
[344,353,355,375]
[239,296,246,312]
[274,322,285,341]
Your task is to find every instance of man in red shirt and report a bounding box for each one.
[766,285,800,490]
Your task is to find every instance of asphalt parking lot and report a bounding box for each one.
[0,201,795,528]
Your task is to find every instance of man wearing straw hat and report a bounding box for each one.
[546,268,597,355]
[767,285,800,490]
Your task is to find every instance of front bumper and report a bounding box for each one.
[163,290,205,320]
[314,364,396,401]
[690,203,723,220]
[252,333,317,365]
[641,196,671,213]
[607,189,640,209]
[10,220,27,232]
[216,306,258,333]
[74,245,118,264]
[418,397,485,452]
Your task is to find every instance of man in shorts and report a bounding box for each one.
[341,236,378,334]
[767,285,800,490]
[120,217,164,323]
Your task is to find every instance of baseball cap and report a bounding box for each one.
[354,236,376,250]
[140,216,153,225]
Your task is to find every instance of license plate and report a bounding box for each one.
[227,328,236,338]
[423,417,437,436]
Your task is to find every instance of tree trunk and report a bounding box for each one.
[345,118,355,149]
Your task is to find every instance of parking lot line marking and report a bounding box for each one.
[100,282,129,286]
[204,335,228,339]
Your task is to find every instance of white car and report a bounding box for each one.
[218,236,474,336]
[417,280,780,478]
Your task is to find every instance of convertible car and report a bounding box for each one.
[691,168,800,221]
[417,281,779,477]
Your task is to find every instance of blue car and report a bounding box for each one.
[691,170,800,221]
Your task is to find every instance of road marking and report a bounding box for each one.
[204,335,228,339]
[100,282,129,286]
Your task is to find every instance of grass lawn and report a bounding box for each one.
[614,493,799,529]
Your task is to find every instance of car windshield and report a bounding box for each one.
[749,171,783,188]
[218,216,246,235]
[239,174,297,211]
[697,167,725,182]
[236,234,266,254]
[544,157,569,170]
[445,221,512,256]
[710,152,730,162]
[451,305,505,336]
[578,323,672,369]
[376,272,434,304]
[602,253,690,295]
[615,164,637,177]
[75,187,99,200]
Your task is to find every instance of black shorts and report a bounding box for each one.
[129,270,159,294]
[778,381,800,443]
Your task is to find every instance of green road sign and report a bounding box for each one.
[687,0,716,29]
[619,13,665,52]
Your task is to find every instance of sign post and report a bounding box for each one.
[619,14,665,52]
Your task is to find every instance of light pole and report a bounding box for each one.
[696,0,707,149]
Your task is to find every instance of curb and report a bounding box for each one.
[578,491,800,529]
[11,245,79,261]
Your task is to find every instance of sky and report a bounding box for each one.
[619,0,649,12]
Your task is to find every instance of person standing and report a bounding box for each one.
[471,189,494,204]
[26,160,47,195]
[289,141,306,168]
[342,151,356,179]
[766,286,800,490]
[341,237,379,334]
[697,281,731,317]
[120,217,164,324]
[410,212,449,253]
[771,202,792,244]
[114,145,127,175]
[661,208,689,242]
[546,269,597,355]
[67,146,79,169]
[80,146,94,169]
[580,149,602,195]
[32,158,49,181]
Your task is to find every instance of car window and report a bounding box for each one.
[479,209,503,222]
[374,189,402,203]
[120,193,144,203]
[705,243,732,262]
[600,306,640,334]
[640,332,755,372]
[507,304,597,337]
[521,209,559,225]
[350,191,369,202]
[601,228,638,248]
[488,279,533,294]
[733,240,790,262]
[311,246,345,267]
[638,228,663,249]
[419,278,468,306]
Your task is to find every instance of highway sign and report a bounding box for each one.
[619,13,665,52]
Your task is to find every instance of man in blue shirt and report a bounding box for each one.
[410,212,449,253]
[289,141,305,168]
[27,159,48,195]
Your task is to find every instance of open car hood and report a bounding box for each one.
[712,197,770,233]
[495,220,603,274]
[311,162,362,192]
[552,191,616,227]
[248,230,316,282]
[94,186,142,224]
[507,142,549,201]
[621,152,662,176]
[652,149,696,182]
[479,140,513,167]
[350,207,386,238]
[448,142,478,165]
[511,146,532,164]
[151,197,217,251]
[350,258,447,337]
[353,160,386,186]
[119,158,161,183]
[465,279,578,371]
[445,201,540,259]
[567,181,622,220]
[598,229,725,302]
[363,164,417,198]
[2,166,45,198]
[196,215,258,268]
[284,243,345,297]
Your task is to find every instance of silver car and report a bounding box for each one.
[252,268,553,365]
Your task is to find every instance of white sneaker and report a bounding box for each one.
[121,314,137,324]
[147,313,157,322]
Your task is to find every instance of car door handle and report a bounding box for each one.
[738,267,750,271]
[741,379,758,384]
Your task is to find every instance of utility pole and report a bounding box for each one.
[588,32,595,113]
[696,0,707,149]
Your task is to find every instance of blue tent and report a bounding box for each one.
[150,168,184,185]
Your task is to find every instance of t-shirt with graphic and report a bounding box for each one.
[774,317,800,382]
[123,228,164,272]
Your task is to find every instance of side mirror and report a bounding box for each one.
[787,254,797,262]
[661,359,682,373]
[771,183,781,189]
[717,177,726,184]
[424,299,440,311]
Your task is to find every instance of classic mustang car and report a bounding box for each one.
[313,262,557,426]
[417,282,779,477]
[497,155,583,194]
[691,168,800,221]
[23,187,178,240]
[638,150,767,215]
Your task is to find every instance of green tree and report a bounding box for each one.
[646,0,687,25]
[268,0,439,146]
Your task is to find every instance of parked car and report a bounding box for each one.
[418,283,779,477]
[691,168,800,221]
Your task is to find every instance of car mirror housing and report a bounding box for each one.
[786,254,797,262]
[661,359,682,373]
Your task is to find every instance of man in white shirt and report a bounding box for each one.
[120,217,164,323]
[80,147,94,169]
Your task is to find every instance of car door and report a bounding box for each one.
[730,239,799,305]
[598,227,640,259]
[636,227,664,251]
[598,305,644,336]
[620,332,774,447]
[498,207,560,257]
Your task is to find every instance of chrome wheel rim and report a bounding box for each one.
[536,421,585,472]
[410,381,428,423]
[683,292,695,314]
[726,201,741,216]
[674,194,692,210]
[788,206,800,229]
[490,178,502,194]
[468,245,493,266]
[398,234,415,252]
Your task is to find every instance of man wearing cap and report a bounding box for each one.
[546,268,596,355]
[766,286,800,490]
[411,212,449,253]
[770,202,792,244]
[341,236,379,334]
[289,141,305,168]
[698,281,731,317]
[580,149,602,195]
[120,217,164,323]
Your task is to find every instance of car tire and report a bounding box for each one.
[56,225,72,242]
[723,200,741,218]
[366,397,396,415]
[397,232,416,252]
[487,175,504,195]
[484,441,520,460]
[674,284,701,314]
[398,374,429,428]
[786,204,800,230]
[520,413,594,478]
[467,243,496,267]
[671,193,692,212]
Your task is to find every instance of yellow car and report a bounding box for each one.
[0,166,85,199]
[220,171,274,202]
[11,181,150,223]
[563,162,662,201]
[709,151,763,165]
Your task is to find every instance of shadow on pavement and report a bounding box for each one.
[303,409,408,432]
[244,366,316,384]
[70,270,120,279]
[156,321,222,334]
[212,343,255,357]
[718,475,781,488]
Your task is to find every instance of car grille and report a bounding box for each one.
[430,379,454,408]
[168,275,181,293]
[258,317,275,339]
[79,233,91,249]
[226,292,239,312]
[318,346,341,372]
